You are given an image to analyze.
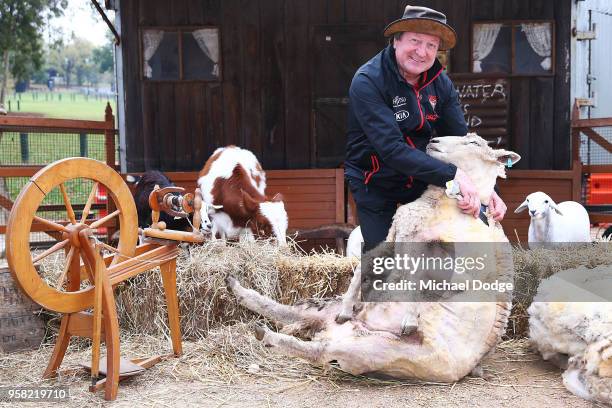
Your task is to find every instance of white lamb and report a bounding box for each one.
[345,226,363,259]
[514,192,591,248]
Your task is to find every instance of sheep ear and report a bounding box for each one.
[550,201,564,216]
[514,200,528,214]
[496,151,521,167]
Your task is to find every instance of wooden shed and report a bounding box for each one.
[113,0,572,171]
[108,0,583,242]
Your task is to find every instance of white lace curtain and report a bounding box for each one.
[143,30,164,78]
[472,23,502,73]
[192,28,220,77]
[521,23,552,70]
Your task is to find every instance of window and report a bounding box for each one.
[472,21,553,75]
[142,27,220,81]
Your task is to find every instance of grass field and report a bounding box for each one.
[5,90,116,121]
[1,89,118,207]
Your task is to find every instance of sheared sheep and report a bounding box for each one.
[227,133,521,382]
[514,192,591,248]
[337,134,520,328]
[528,265,612,404]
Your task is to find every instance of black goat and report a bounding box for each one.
[129,170,191,231]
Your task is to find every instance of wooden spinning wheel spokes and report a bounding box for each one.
[6,158,138,314]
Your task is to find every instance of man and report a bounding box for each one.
[345,5,507,252]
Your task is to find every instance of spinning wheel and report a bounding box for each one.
[6,157,138,313]
[5,158,197,401]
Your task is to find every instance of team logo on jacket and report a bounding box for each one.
[393,96,407,107]
[395,110,410,121]
[429,95,438,110]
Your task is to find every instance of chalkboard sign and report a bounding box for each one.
[452,78,509,147]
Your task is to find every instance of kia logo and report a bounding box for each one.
[395,110,409,121]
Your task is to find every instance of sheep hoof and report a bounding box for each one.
[470,364,484,378]
[254,325,267,341]
[335,312,352,324]
[225,274,239,291]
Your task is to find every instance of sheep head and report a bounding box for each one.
[514,191,564,219]
[426,133,521,201]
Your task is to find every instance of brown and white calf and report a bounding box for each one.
[197,146,288,244]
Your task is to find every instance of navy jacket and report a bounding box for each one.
[345,44,468,192]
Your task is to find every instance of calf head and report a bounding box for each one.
[241,190,288,244]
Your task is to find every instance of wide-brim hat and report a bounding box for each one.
[383,5,457,50]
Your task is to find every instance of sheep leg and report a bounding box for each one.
[336,264,361,323]
[255,325,327,364]
[226,275,319,327]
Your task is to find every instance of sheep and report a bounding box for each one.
[514,192,591,248]
[225,133,521,383]
[337,133,521,329]
[345,226,363,258]
[528,265,612,404]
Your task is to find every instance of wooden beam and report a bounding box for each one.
[580,128,612,153]
[0,116,113,132]
[572,118,612,128]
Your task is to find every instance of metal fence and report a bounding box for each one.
[0,105,118,257]
[571,106,612,224]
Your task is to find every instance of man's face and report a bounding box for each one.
[394,32,440,78]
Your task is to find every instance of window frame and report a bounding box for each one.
[139,25,222,83]
[470,20,555,77]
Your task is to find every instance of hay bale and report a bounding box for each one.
[507,242,612,337]
[115,240,356,339]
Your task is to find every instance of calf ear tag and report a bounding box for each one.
[506,157,513,168]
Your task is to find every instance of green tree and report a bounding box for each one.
[93,31,114,74]
[48,36,96,87]
[0,0,67,103]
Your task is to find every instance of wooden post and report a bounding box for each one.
[104,103,118,242]
[104,103,116,169]
[571,100,581,166]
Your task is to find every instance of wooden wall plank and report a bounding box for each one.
[220,0,241,147]
[553,0,572,169]
[140,83,158,169]
[345,0,366,23]
[122,0,145,171]
[328,0,345,23]
[158,83,177,170]
[173,83,194,170]
[240,0,262,156]
[284,0,311,168]
[261,0,286,169]
[447,0,471,73]
[510,78,530,169]
[529,77,554,169]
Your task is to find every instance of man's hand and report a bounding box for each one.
[488,190,507,222]
[454,168,480,218]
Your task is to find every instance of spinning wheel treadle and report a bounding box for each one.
[5,158,185,401]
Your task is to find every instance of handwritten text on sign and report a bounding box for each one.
[452,78,509,146]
